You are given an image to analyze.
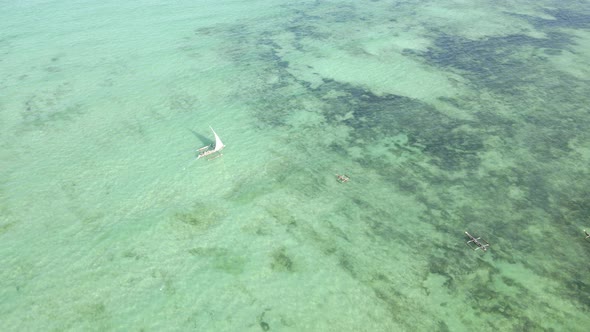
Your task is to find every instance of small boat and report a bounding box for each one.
[465,231,489,252]
[584,229,590,240]
[197,126,225,160]
[336,174,350,183]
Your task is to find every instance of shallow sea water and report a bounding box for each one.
[1,0,590,331]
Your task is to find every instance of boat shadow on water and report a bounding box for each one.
[188,128,213,147]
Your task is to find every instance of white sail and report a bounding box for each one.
[210,126,225,152]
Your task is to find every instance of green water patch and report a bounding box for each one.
[227,171,286,205]
[19,82,85,129]
[408,32,574,94]
[150,269,177,295]
[348,197,398,242]
[282,6,335,51]
[0,221,14,235]
[172,202,227,233]
[167,91,200,115]
[228,153,327,206]
[220,26,489,175]
[270,247,294,272]
[263,203,299,230]
[121,249,143,261]
[188,247,246,275]
[256,308,272,331]
[511,7,590,30]
[0,204,17,236]
[515,87,590,161]
[74,301,111,329]
[309,79,484,172]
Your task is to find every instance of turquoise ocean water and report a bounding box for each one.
[1,0,590,330]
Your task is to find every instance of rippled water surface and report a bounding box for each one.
[1,0,590,330]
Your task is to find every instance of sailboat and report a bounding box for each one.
[197,126,225,160]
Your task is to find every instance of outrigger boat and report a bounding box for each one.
[336,174,350,183]
[465,231,490,252]
[197,126,225,160]
[584,229,590,240]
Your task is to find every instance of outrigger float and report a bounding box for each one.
[465,231,490,252]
